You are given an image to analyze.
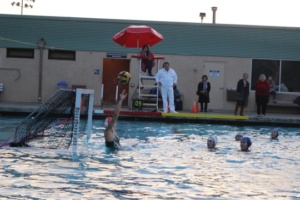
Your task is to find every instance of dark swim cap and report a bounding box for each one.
[271,129,279,139]
[241,137,252,147]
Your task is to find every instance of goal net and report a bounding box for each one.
[1,89,94,150]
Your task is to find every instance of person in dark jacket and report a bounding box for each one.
[234,73,250,116]
[139,45,155,76]
[255,74,270,117]
[173,85,182,111]
[197,75,211,112]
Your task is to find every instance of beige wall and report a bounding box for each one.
[152,55,253,112]
[0,48,256,112]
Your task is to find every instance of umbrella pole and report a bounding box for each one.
[136,37,140,55]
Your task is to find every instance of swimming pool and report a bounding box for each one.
[0,116,300,199]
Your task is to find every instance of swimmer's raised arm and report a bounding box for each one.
[107,89,127,130]
[104,89,127,147]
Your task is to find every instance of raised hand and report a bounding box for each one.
[120,89,127,100]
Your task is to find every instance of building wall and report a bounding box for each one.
[1,48,256,112]
[0,49,106,104]
[157,54,253,112]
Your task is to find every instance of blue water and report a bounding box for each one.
[0,116,300,199]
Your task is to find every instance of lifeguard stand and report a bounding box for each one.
[131,55,164,111]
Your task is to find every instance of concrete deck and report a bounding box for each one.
[0,102,299,127]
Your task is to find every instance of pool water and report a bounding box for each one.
[0,116,300,199]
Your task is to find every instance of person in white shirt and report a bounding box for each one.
[155,62,178,113]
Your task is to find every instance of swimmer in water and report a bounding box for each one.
[207,135,218,149]
[270,129,279,140]
[235,133,243,141]
[240,137,252,151]
[104,89,127,149]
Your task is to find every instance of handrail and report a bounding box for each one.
[0,68,21,81]
[100,84,104,106]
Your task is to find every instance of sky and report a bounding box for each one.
[0,0,300,27]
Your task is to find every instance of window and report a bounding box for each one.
[48,50,76,61]
[7,48,34,59]
[281,61,300,92]
[251,59,300,92]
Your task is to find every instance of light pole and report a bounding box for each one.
[199,12,206,23]
[11,0,35,15]
[212,6,217,24]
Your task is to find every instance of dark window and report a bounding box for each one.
[281,61,300,92]
[48,50,76,61]
[251,59,300,92]
[7,48,34,59]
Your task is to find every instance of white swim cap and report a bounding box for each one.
[235,132,243,141]
[208,135,218,145]
[104,117,113,128]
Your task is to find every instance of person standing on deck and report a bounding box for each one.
[234,73,250,116]
[255,74,270,117]
[155,62,178,113]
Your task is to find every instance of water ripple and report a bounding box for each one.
[0,118,300,199]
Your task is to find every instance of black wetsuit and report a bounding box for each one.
[9,142,30,147]
[105,134,121,149]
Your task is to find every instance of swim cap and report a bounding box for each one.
[235,133,243,141]
[104,117,113,128]
[271,129,279,139]
[241,137,252,147]
[208,135,218,145]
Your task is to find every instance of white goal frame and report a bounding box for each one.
[72,88,94,152]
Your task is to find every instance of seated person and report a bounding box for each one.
[207,135,218,149]
[268,76,277,103]
[149,85,162,98]
[235,133,243,141]
[173,85,183,110]
[240,137,252,151]
[139,45,155,76]
[270,129,279,139]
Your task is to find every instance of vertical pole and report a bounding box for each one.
[100,84,104,106]
[86,92,94,141]
[156,59,160,111]
[21,0,23,15]
[72,89,82,152]
[279,61,282,92]
[138,59,141,99]
[38,38,45,101]
[212,7,217,24]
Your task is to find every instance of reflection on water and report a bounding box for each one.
[0,116,300,199]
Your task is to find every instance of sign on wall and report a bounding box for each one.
[209,70,220,77]
[106,53,127,58]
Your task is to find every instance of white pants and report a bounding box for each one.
[161,86,175,112]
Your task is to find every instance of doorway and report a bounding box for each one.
[203,62,225,110]
[102,58,130,105]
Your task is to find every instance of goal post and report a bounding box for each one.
[72,88,94,152]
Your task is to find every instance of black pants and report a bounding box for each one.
[256,96,269,115]
[145,60,153,75]
[200,102,208,112]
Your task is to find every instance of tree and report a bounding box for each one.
[11,0,35,15]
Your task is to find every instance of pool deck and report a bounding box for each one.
[0,102,299,127]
